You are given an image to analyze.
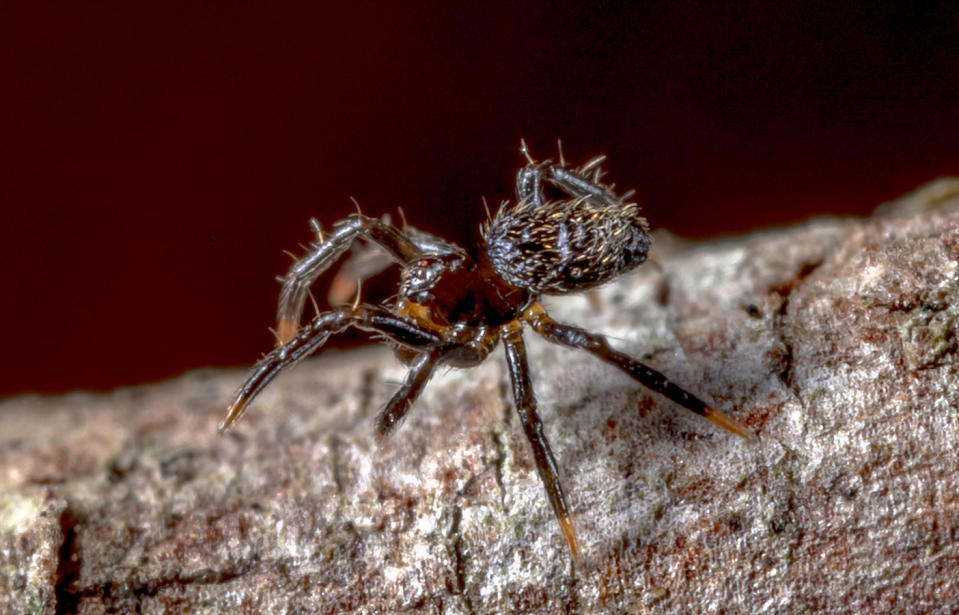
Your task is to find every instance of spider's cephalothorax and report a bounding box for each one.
[221,142,749,558]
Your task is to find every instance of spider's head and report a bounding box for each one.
[399,253,468,306]
[483,198,650,295]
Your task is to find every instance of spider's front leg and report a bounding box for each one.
[220,304,445,432]
[501,321,581,559]
[276,214,425,344]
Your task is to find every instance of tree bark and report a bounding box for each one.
[2,179,958,614]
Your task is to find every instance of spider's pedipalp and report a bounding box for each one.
[326,223,467,307]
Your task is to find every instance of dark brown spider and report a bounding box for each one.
[220,142,749,558]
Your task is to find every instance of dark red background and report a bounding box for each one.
[3,2,958,398]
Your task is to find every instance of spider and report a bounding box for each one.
[220,142,749,558]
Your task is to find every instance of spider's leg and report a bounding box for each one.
[374,350,443,439]
[221,305,445,433]
[515,142,550,207]
[375,320,500,438]
[277,213,425,344]
[546,157,636,208]
[523,303,751,439]
[502,321,580,559]
[515,164,546,207]
[222,307,353,432]
[329,223,466,305]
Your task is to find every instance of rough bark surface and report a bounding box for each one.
[2,179,958,614]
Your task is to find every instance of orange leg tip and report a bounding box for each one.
[558,514,581,560]
[218,400,247,433]
[702,406,754,440]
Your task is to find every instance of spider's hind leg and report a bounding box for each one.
[502,321,581,559]
[515,160,547,207]
[523,303,751,439]
[515,142,634,208]
[277,214,424,344]
[546,155,635,208]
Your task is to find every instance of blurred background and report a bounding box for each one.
[2,2,958,397]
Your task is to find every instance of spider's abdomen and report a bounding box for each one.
[484,198,651,294]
